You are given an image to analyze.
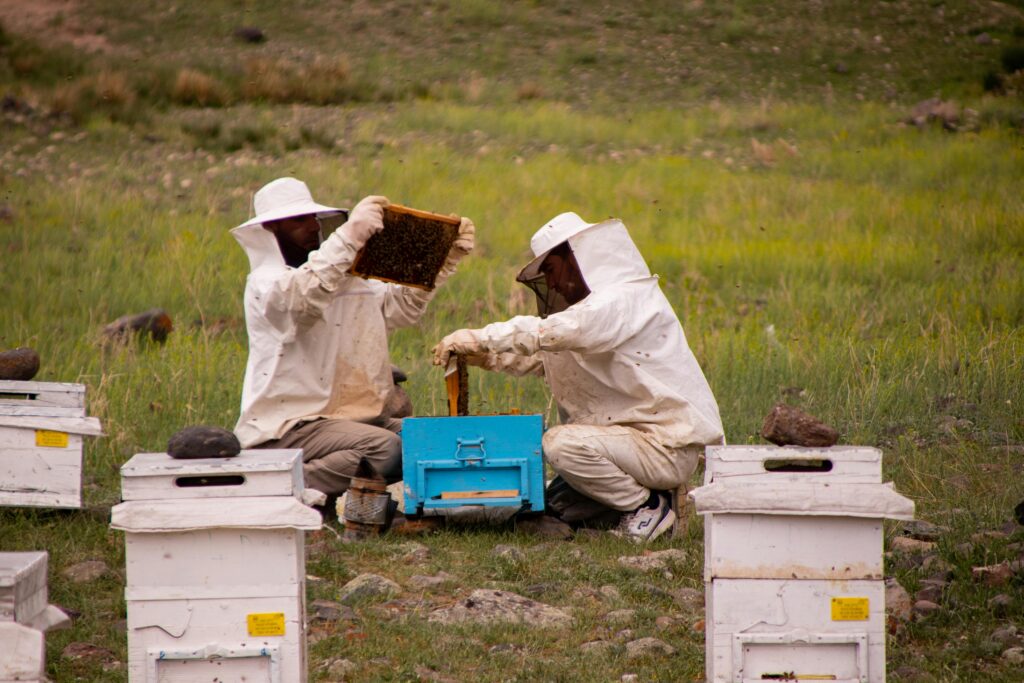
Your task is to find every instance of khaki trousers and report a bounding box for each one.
[256,417,403,496]
[543,424,699,512]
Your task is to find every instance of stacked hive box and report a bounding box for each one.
[111,449,321,683]
[690,445,915,683]
[0,552,70,683]
[0,380,102,508]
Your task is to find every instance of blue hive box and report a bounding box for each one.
[401,414,545,516]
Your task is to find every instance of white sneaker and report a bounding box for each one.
[612,492,675,543]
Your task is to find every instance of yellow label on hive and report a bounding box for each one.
[831,597,870,621]
[247,612,286,636]
[35,430,69,448]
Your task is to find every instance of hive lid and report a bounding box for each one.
[689,481,915,520]
[110,495,322,532]
[120,449,301,477]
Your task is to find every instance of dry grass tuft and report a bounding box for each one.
[750,137,775,166]
[171,68,228,107]
[242,55,353,104]
[516,81,545,101]
[52,69,137,121]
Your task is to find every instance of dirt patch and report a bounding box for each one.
[0,0,112,53]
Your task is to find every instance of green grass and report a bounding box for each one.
[1,1,1024,681]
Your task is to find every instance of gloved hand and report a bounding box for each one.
[339,195,388,250]
[446,216,475,265]
[431,328,486,367]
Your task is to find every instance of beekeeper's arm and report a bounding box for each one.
[380,216,475,331]
[432,289,651,365]
[257,195,387,337]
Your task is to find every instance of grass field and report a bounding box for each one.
[2,1,1024,681]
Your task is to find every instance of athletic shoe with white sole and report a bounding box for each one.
[611,492,675,543]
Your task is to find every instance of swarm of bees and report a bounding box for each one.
[350,204,460,290]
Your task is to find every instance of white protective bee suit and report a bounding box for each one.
[435,212,724,512]
[231,178,470,495]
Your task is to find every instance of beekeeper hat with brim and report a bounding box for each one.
[516,211,597,282]
[235,177,345,230]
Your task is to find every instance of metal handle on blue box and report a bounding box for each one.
[454,437,486,461]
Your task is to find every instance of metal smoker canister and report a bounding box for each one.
[343,458,391,540]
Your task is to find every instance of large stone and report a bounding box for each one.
[397,542,431,563]
[605,609,636,625]
[427,589,572,627]
[624,637,677,659]
[167,425,240,459]
[62,560,108,583]
[0,347,40,380]
[492,544,526,563]
[408,572,453,591]
[671,587,704,611]
[890,536,936,554]
[973,562,1013,586]
[516,515,574,540]
[579,640,616,656]
[760,403,839,447]
[885,578,912,623]
[912,599,940,617]
[339,573,401,604]
[900,520,948,542]
[102,308,173,344]
[310,600,356,623]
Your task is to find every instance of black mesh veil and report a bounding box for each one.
[517,272,572,318]
[515,242,590,318]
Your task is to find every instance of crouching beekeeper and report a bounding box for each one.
[231,177,473,499]
[432,212,722,542]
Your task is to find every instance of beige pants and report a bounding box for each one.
[256,417,403,496]
[543,424,699,512]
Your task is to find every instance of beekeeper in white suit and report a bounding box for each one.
[232,177,473,499]
[433,212,722,542]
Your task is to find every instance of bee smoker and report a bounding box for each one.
[341,457,393,541]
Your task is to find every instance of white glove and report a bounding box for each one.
[339,195,388,250]
[431,328,486,367]
[447,216,475,265]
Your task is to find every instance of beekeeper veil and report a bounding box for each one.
[516,212,649,317]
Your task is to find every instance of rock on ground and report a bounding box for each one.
[166,425,240,459]
[62,560,109,583]
[0,347,40,380]
[427,589,571,627]
[309,600,356,623]
[760,403,839,447]
[579,640,616,656]
[492,544,526,563]
[516,515,574,539]
[604,609,636,625]
[624,637,677,659]
[339,573,401,604]
[885,577,912,623]
[618,552,685,572]
[408,572,453,591]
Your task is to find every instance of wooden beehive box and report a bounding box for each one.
[0,552,69,683]
[349,203,460,290]
[0,380,102,509]
[111,449,321,683]
[692,446,915,683]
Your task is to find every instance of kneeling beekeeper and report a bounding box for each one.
[231,177,474,499]
[433,212,723,542]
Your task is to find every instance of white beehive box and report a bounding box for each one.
[111,450,321,683]
[0,380,103,508]
[691,446,915,683]
[0,552,70,683]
